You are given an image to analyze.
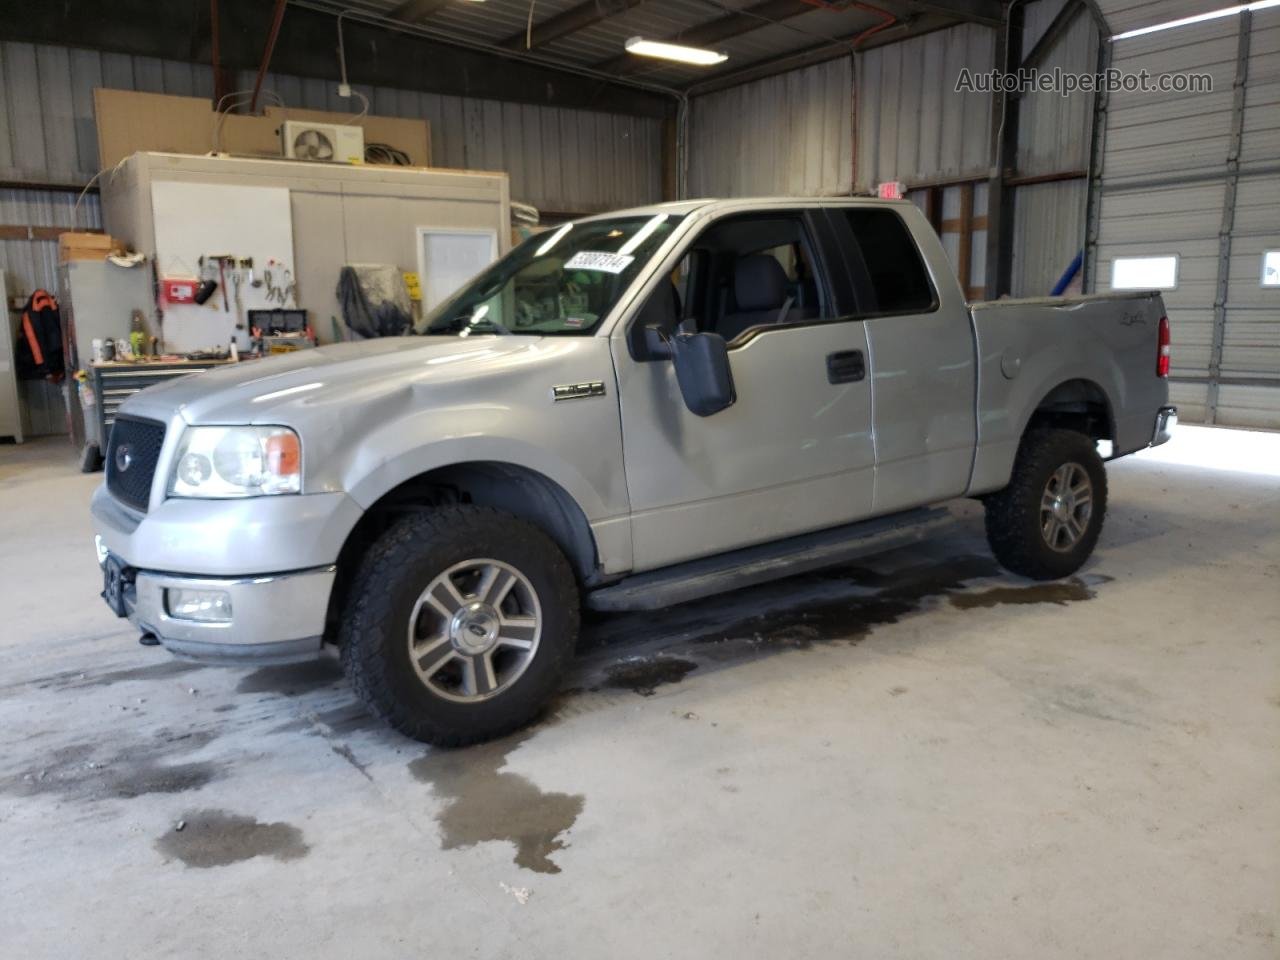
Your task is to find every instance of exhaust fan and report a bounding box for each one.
[281,121,364,164]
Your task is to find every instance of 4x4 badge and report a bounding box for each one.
[551,382,606,401]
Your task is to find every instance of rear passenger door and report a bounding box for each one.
[612,206,877,572]
[823,204,976,513]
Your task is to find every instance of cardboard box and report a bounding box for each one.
[58,232,115,263]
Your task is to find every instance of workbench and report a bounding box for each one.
[85,358,237,471]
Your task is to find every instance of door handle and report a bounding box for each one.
[826,349,865,384]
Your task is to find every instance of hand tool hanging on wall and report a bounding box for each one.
[232,271,245,330]
[218,258,229,312]
[238,257,260,288]
[194,256,218,305]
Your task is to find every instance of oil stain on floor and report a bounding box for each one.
[409,729,584,875]
[950,576,1109,609]
[0,730,220,802]
[601,656,698,696]
[156,809,309,868]
[235,658,345,696]
[580,554,1110,696]
[12,659,206,694]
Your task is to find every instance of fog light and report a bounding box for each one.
[94,535,109,565]
[166,588,233,622]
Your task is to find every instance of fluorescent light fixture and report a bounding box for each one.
[1111,255,1178,290]
[1112,0,1280,40]
[624,36,727,66]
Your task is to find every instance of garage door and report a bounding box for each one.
[1089,5,1280,428]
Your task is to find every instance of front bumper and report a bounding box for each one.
[110,561,336,664]
[1152,405,1177,447]
[91,483,355,664]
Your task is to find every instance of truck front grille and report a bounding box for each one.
[105,416,167,513]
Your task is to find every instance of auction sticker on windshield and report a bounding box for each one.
[565,251,635,274]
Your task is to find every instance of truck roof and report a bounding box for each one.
[573,196,911,222]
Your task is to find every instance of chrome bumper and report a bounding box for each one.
[119,565,335,664]
[1152,405,1177,447]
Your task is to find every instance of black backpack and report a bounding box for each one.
[16,289,65,382]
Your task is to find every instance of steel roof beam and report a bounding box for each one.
[500,0,643,51]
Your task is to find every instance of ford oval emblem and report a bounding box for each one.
[115,444,133,473]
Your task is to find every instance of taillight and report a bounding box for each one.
[1157,315,1170,378]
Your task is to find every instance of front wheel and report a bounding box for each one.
[983,428,1108,580]
[339,505,580,746]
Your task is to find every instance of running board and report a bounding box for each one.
[586,507,956,612]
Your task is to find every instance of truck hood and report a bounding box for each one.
[119,335,546,425]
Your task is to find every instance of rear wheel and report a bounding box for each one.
[983,428,1107,580]
[339,506,579,746]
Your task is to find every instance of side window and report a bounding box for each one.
[692,214,832,344]
[629,211,841,359]
[839,209,936,315]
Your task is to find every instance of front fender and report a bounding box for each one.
[345,428,614,522]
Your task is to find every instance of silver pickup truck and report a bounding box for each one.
[92,197,1176,744]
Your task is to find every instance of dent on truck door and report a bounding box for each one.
[824,205,976,514]
[612,208,876,572]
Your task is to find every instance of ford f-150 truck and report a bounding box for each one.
[92,197,1176,744]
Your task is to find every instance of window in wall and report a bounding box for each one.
[1261,250,1280,287]
[1111,255,1178,291]
[839,209,936,314]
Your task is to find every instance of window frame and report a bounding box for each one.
[1109,254,1180,292]
[821,205,941,320]
[1261,250,1280,288]
[625,206,855,358]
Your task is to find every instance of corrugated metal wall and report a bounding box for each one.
[0,40,660,310]
[854,22,996,192]
[686,23,997,200]
[1011,1,1097,297]
[0,41,661,212]
[1089,8,1280,427]
[1095,0,1232,37]
[0,39,662,436]
[687,58,853,198]
[1221,7,1280,427]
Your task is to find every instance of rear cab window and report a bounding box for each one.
[829,207,937,317]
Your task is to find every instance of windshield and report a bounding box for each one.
[423,213,684,337]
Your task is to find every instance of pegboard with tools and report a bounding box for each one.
[151,181,300,353]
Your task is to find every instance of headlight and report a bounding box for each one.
[167,426,301,498]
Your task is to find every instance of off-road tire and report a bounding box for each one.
[338,506,580,746]
[984,428,1107,580]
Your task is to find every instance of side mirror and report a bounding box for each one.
[645,325,736,417]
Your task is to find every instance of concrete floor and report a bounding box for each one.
[0,426,1276,959]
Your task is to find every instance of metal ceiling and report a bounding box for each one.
[303,0,1008,93]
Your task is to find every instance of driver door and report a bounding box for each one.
[610,207,876,572]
